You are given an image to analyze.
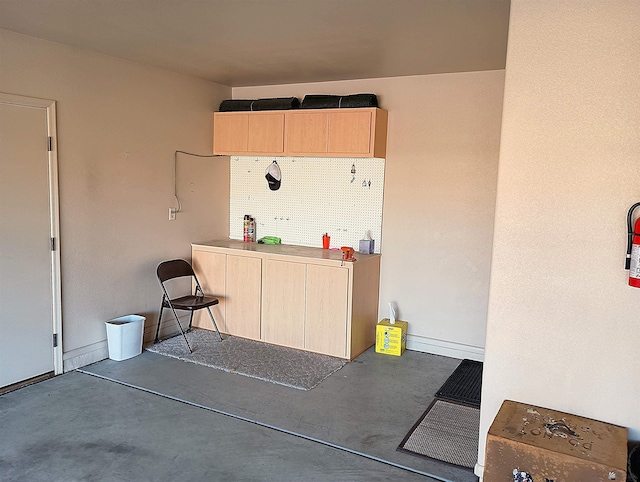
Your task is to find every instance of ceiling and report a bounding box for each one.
[0,0,510,87]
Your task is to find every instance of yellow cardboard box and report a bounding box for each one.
[375,318,408,356]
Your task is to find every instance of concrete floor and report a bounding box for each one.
[0,347,479,482]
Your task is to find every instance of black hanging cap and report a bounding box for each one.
[265,161,281,191]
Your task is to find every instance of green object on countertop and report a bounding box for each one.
[258,236,281,244]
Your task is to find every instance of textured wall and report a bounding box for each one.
[478,0,640,474]
[234,71,504,355]
[0,29,230,361]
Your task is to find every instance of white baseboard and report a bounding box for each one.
[63,315,192,372]
[64,325,483,369]
[475,462,484,480]
[63,340,109,372]
[406,334,484,361]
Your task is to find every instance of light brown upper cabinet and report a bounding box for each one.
[213,107,387,158]
[286,108,387,158]
[285,111,328,155]
[213,111,285,155]
[328,110,376,155]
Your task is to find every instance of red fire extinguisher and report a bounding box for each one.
[626,202,640,287]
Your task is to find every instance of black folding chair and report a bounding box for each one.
[154,259,222,353]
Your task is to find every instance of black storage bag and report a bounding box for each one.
[219,99,254,111]
[219,97,299,112]
[252,97,300,110]
[301,94,378,109]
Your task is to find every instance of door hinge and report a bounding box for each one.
[51,237,56,251]
[47,136,52,152]
[53,333,58,348]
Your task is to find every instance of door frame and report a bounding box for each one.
[0,93,63,376]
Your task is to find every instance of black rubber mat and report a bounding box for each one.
[434,359,483,407]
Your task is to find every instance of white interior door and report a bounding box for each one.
[0,94,62,388]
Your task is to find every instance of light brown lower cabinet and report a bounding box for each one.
[225,255,262,339]
[304,264,349,357]
[191,250,262,340]
[190,249,226,332]
[191,241,381,360]
[261,259,306,348]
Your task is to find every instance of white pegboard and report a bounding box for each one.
[230,156,385,253]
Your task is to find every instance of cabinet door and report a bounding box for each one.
[261,259,306,348]
[285,111,328,155]
[225,255,262,340]
[328,110,372,155]
[305,264,349,358]
[248,113,285,154]
[191,250,226,331]
[213,113,248,154]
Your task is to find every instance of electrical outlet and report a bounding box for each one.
[168,208,176,221]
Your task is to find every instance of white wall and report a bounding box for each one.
[0,29,231,368]
[478,0,640,475]
[235,72,504,359]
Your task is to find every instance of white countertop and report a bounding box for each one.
[192,239,380,263]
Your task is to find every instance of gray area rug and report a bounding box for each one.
[398,399,480,469]
[147,329,347,390]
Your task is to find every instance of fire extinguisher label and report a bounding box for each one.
[630,244,640,280]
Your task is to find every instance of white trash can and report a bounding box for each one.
[105,315,145,361]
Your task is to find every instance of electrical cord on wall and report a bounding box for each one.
[173,150,226,214]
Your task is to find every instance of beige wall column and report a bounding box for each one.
[478,0,640,476]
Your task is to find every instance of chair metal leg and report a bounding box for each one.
[188,311,194,332]
[154,305,165,343]
[167,305,192,353]
[206,306,223,342]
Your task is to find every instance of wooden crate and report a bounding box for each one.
[484,400,627,482]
